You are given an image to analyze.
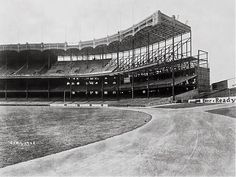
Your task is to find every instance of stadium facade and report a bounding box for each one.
[0,11,210,101]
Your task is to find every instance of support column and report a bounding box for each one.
[116,74,120,100]
[101,77,104,100]
[172,21,175,102]
[151,44,153,62]
[177,41,179,59]
[188,31,192,69]
[147,32,150,63]
[122,51,125,68]
[160,43,163,60]
[47,55,51,69]
[190,31,192,56]
[186,39,188,57]
[86,49,89,69]
[26,52,29,70]
[47,79,50,100]
[179,34,183,69]
[188,47,191,69]
[70,51,72,61]
[164,39,166,62]
[131,73,134,99]
[102,48,104,67]
[181,34,183,59]
[101,49,104,59]
[139,47,142,64]
[69,79,72,100]
[86,79,88,100]
[147,70,150,98]
[63,90,66,103]
[196,50,200,91]
[5,53,8,70]
[132,38,135,68]
[117,43,120,68]
[26,80,28,99]
[5,80,7,100]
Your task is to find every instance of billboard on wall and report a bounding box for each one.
[208,97,236,103]
[228,78,236,88]
[212,78,236,90]
[188,96,236,104]
[212,80,228,90]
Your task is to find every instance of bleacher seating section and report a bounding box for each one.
[0,59,114,76]
[0,64,24,76]
[45,59,112,75]
[14,63,47,75]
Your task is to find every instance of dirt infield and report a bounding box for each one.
[0,106,151,168]
[0,104,235,176]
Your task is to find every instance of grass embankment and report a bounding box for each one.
[157,103,217,109]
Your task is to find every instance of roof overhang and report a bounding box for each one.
[0,11,191,54]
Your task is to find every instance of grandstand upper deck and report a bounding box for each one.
[0,11,190,54]
[0,10,208,80]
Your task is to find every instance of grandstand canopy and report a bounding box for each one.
[0,11,191,55]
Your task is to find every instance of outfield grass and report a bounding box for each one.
[157,103,217,109]
[207,106,236,118]
[0,106,151,168]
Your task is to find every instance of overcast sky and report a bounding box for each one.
[0,0,235,83]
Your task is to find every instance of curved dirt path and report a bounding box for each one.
[0,104,235,176]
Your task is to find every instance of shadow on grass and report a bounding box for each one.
[156,103,218,109]
[207,106,236,118]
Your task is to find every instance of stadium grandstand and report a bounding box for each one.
[0,10,210,102]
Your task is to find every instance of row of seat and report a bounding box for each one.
[45,59,111,75]
[0,59,114,76]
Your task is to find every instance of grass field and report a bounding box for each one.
[157,103,217,109]
[0,106,151,168]
[207,106,236,118]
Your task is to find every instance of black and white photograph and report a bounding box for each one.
[0,0,235,176]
